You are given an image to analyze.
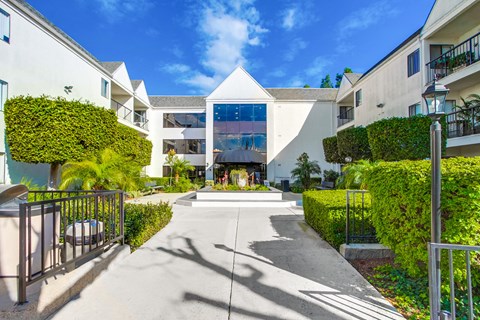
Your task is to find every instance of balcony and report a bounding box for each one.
[426,32,480,83]
[337,107,354,127]
[446,105,480,139]
[111,99,149,131]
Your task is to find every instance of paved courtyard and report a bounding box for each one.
[51,196,403,319]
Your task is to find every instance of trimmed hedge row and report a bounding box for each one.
[365,157,480,278]
[337,126,372,162]
[124,202,173,251]
[323,136,342,163]
[4,96,152,166]
[303,190,371,249]
[366,115,447,161]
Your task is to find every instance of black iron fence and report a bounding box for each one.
[446,105,480,138]
[426,32,480,83]
[18,190,124,303]
[345,190,377,244]
[337,107,354,127]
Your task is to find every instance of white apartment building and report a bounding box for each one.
[336,0,480,157]
[0,0,151,185]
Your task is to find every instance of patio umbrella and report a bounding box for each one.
[215,149,265,164]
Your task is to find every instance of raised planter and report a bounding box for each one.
[196,186,283,201]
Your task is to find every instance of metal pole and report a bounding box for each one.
[430,117,442,319]
[18,203,27,304]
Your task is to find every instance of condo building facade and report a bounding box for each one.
[0,0,479,185]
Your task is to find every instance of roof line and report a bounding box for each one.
[358,27,422,81]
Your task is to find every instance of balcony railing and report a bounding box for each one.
[337,107,354,127]
[134,111,149,131]
[426,31,480,83]
[111,99,132,121]
[111,100,149,131]
[446,105,480,138]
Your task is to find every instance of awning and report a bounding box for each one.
[215,149,265,164]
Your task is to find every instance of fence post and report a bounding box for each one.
[346,191,350,245]
[428,243,439,320]
[18,203,27,304]
[119,192,125,245]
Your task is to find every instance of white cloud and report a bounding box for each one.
[305,57,332,78]
[163,0,268,93]
[282,9,296,30]
[78,0,153,23]
[283,38,308,62]
[338,1,399,41]
[268,68,286,78]
[280,2,317,31]
[161,64,191,74]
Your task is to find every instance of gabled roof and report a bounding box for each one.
[131,80,143,90]
[100,62,124,74]
[344,73,363,85]
[265,88,338,101]
[150,96,207,108]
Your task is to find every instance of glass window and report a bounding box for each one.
[0,80,7,111]
[101,78,109,98]
[407,49,420,77]
[163,113,206,128]
[163,139,205,154]
[408,103,422,117]
[355,90,362,107]
[445,100,456,114]
[0,8,10,43]
[430,44,454,61]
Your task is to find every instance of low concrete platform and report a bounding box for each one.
[339,243,395,260]
[0,244,130,320]
[176,193,297,207]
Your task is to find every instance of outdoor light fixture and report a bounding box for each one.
[423,79,449,317]
[344,156,352,163]
[422,79,449,118]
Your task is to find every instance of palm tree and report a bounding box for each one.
[164,149,194,184]
[291,152,322,190]
[336,160,376,190]
[59,148,142,191]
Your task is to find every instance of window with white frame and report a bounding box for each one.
[0,8,10,43]
[408,102,422,117]
[0,80,7,111]
[407,49,420,77]
[355,89,362,107]
[101,78,109,98]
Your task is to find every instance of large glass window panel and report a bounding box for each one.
[253,104,267,121]
[197,113,206,128]
[163,139,205,154]
[253,134,267,153]
[239,104,254,121]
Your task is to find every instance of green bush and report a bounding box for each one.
[164,177,192,193]
[337,127,372,162]
[112,123,153,167]
[366,115,446,161]
[303,190,371,249]
[365,157,480,279]
[124,202,173,251]
[148,177,170,187]
[323,136,342,163]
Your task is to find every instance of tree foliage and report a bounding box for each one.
[335,67,353,88]
[290,152,322,190]
[320,74,333,88]
[337,127,372,162]
[322,136,342,163]
[164,149,194,184]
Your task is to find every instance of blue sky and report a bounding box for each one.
[28,0,434,95]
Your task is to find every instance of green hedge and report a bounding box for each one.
[366,157,480,279]
[4,96,152,167]
[366,115,446,161]
[337,127,372,162]
[303,190,371,249]
[124,202,173,250]
[323,136,342,163]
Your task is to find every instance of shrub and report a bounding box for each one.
[337,127,372,162]
[124,202,173,251]
[366,115,446,161]
[112,124,152,167]
[148,177,170,187]
[205,180,215,187]
[323,136,342,163]
[365,157,480,280]
[323,169,339,183]
[164,177,192,193]
[303,190,371,249]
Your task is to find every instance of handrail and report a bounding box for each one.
[445,105,480,138]
[134,111,149,131]
[111,99,132,121]
[426,31,480,83]
[337,107,354,127]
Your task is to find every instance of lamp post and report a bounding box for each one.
[422,79,449,319]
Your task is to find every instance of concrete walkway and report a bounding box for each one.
[51,201,403,319]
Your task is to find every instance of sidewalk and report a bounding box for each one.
[51,203,403,319]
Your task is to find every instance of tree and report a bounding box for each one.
[303,84,311,88]
[59,149,142,191]
[320,75,333,88]
[290,152,322,190]
[335,67,353,88]
[164,149,195,184]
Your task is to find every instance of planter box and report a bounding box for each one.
[196,186,283,201]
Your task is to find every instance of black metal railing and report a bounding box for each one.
[134,111,149,131]
[446,105,480,138]
[18,190,124,303]
[337,107,354,127]
[428,243,479,320]
[426,32,480,83]
[345,190,377,244]
[111,99,132,121]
